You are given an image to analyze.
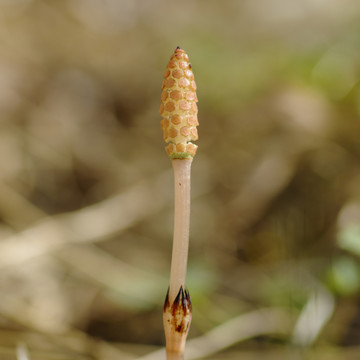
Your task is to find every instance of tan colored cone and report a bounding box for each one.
[160,47,199,159]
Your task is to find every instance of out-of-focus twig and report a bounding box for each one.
[228,86,330,234]
[57,244,167,309]
[0,329,137,360]
[0,171,173,269]
[16,344,29,360]
[0,160,211,271]
[292,282,335,347]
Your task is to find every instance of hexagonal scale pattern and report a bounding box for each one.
[160,47,198,159]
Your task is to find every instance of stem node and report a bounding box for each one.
[163,286,192,355]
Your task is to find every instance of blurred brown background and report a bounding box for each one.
[0,0,360,359]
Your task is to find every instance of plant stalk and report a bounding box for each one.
[166,351,186,360]
[163,158,193,359]
[169,158,192,302]
[160,46,197,360]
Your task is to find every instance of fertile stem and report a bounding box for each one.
[160,46,198,359]
[163,159,193,358]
